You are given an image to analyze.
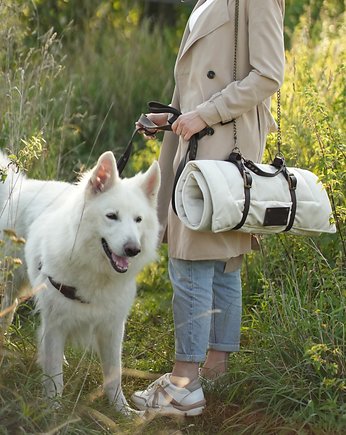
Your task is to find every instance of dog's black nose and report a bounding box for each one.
[124,243,141,257]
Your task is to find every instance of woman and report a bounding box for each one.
[132,0,285,416]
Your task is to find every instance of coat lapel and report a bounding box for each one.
[178,0,233,62]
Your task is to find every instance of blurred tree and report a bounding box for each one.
[285,0,345,47]
[21,0,345,49]
[24,0,193,39]
[25,0,143,40]
[142,0,194,27]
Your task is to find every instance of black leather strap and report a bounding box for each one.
[48,276,88,304]
[116,128,140,175]
[227,151,252,230]
[117,102,182,176]
[244,159,285,177]
[281,170,297,231]
[226,151,298,232]
[171,129,213,214]
[118,100,215,177]
[171,148,190,215]
[147,101,181,121]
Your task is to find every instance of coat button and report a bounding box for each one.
[207,70,216,79]
[206,127,214,135]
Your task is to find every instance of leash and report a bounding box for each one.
[41,107,180,304]
[116,102,181,176]
[117,101,214,216]
[116,101,214,176]
[40,105,202,303]
[43,103,211,301]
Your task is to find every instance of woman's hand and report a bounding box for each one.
[171,110,207,141]
[136,113,169,138]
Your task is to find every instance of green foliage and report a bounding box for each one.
[233,7,345,431]
[0,2,82,181]
[64,19,175,169]
[277,6,346,257]
[0,230,25,338]
[1,1,178,180]
[236,232,346,431]
[7,132,45,172]
[284,0,345,47]
[0,0,345,433]
[24,0,142,40]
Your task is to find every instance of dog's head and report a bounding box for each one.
[79,151,161,275]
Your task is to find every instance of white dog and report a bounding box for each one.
[0,151,160,413]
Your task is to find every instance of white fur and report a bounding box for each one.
[0,151,161,413]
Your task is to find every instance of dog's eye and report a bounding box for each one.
[135,216,142,223]
[106,212,119,220]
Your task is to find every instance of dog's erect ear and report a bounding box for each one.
[141,161,161,202]
[88,151,119,194]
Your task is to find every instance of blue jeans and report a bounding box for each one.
[169,258,242,363]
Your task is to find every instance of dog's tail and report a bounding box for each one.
[0,151,11,167]
[0,151,25,208]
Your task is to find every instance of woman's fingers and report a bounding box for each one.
[172,111,207,141]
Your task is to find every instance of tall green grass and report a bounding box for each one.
[0,1,176,180]
[227,7,346,432]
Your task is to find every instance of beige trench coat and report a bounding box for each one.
[157,0,285,270]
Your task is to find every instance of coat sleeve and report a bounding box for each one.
[196,0,285,126]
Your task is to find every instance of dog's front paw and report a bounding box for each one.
[47,397,63,411]
[117,404,145,418]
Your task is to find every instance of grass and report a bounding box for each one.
[0,1,345,433]
[0,315,296,435]
[0,244,345,434]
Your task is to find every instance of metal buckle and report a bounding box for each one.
[287,173,297,190]
[243,170,252,188]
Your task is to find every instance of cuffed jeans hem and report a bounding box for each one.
[175,352,206,363]
[208,343,240,352]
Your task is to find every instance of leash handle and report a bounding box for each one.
[146,101,182,127]
[137,114,173,135]
[117,102,182,176]
[117,100,210,178]
[137,101,183,136]
[147,101,181,120]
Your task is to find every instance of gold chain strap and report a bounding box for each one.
[233,0,282,154]
[276,89,282,155]
[233,0,239,147]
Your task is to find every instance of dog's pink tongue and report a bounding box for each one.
[112,253,129,271]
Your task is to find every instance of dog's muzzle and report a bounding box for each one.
[101,238,140,273]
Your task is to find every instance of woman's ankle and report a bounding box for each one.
[199,364,226,380]
[171,361,199,387]
[200,350,229,379]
